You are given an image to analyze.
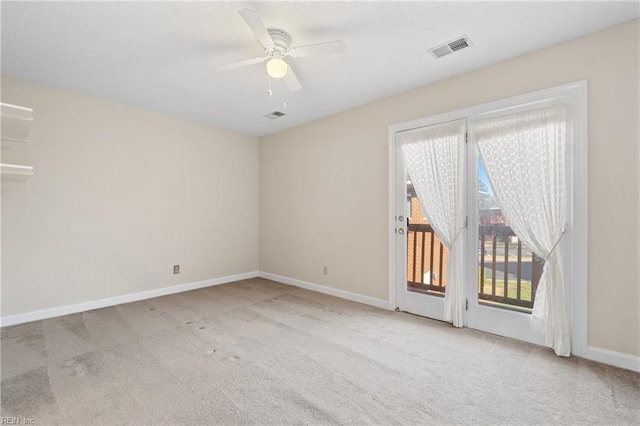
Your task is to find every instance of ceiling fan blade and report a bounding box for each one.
[214,56,266,71]
[289,40,346,58]
[284,65,302,92]
[238,8,275,49]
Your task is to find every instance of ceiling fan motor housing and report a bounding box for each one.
[268,29,292,52]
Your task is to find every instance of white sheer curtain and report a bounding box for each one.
[473,104,570,356]
[398,119,466,327]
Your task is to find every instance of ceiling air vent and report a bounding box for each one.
[429,36,472,59]
[264,111,286,120]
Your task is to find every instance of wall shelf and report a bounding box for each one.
[1,102,34,144]
[1,163,34,182]
[1,102,35,185]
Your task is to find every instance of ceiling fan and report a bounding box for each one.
[215,9,346,92]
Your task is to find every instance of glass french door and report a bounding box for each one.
[394,123,547,345]
[465,154,545,345]
[392,82,584,353]
[393,121,463,321]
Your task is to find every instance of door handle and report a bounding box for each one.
[397,228,405,235]
[398,215,405,222]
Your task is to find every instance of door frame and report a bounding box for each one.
[387,80,588,356]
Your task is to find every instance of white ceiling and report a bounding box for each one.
[2,2,638,137]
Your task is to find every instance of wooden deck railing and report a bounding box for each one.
[406,223,447,296]
[478,224,543,310]
[406,222,543,311]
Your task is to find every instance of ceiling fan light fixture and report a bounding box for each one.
[266,58,288,78]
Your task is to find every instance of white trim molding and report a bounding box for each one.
[582,346,640,373]
[387,124,399,311]
[0,271,260,327]
[259,272,390,310]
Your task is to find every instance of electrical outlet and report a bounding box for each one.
[322,265,328,275]
[173,265,180,274]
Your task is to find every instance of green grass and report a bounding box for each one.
[479,278,532,301]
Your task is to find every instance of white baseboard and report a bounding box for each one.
[582,346,640,372]
[0,271,260,327]
[4,270,637,373]
[259,271,390,310]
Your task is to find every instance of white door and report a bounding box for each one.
[464,151,546,345]
[393,122,464,322]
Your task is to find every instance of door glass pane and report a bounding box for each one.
[477,158,544,313]
[406,178,448,297]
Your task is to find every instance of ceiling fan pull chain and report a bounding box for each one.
[267,76,273,100]
[282,79,288,109]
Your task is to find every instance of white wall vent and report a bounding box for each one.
[264,111,286,120]
[429,36,472,59]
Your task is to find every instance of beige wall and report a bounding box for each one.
[260,20,640,356]
[1,77,259,317]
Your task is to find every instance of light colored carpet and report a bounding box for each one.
[1,278,638,425]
